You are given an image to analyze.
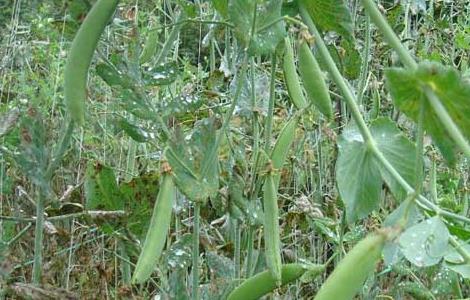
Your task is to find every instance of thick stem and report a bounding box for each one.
[361,0,417,69]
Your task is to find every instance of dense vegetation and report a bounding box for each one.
[0,0,469,299]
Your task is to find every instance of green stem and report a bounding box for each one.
[361,0,417,69]
[32,191,45,284]
[45,119,74,179]
[299,7,373,144]
[155,12,185,66]
[264,54,277,153]
[414,97,426,195]
[192,202,201,300]
[299,5,470,225]
[423,87,470,158]
[357,14,371,105]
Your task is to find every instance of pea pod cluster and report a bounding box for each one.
[227,263,325,300]
[314,232,387,300]
[64,0,120,125]
[132,165,175,284]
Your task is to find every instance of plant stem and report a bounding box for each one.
[155,12,185,66]
[32,191,45,284]
[46,119,74,179]
[414,97,426,195]
[264,54,277,153]
[423,87,470,158]
[299,5,470,225]
[192,202,201,300]
[361,0,417,69]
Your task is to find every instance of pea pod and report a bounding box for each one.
[228,263,325,300]
[132,168,175,284]
[263,172,282,286]
[64,0,120,125]
[283,37,308,109]
[298,40,333,119]
[270,116,299,188]
[314,232,387,300]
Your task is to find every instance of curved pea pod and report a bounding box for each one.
[314,232,387,300]
[270,116,299,188]
[283,37,308,109]
[64,0,120,125]
[228,263,325,300]
[132,168,175,284]
[263,172,282,286]
[298,40,333,119]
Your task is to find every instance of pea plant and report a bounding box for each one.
[0,0,469,299]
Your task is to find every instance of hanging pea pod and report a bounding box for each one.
[263,171,282,286]
[283,37,309,109]
[298,40,333,119]
[64,0,120,125]
[228,263,325,300]
[314,232,388,300]
[132,162,175,284]
[270,116,299,188]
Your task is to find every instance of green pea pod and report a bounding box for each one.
[263,173,282,286]
[314,232,387,300]
[270,116,299,188]
[64,0,120,125]
[132,171,175,284]
[283,37,308,109]
[298,40,333,119]
[228,263,325,300]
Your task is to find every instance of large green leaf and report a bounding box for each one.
[299,0,353,40]
[336,118,416,223]
[228,0,286,55]
[399,216,449,267]
[386,61,470,165]
[84,162,123,211]
[165,117,219,202]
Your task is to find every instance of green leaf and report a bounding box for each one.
[336,118,416,223]
[336,130,381,223]
[115,117,150,143]
[165,118,219,202]
[142,61,179,86]
[84,162,123,211]
[119,172,159,238]
[444,241,470,278]
[386,61,470,165]
[228,0,286,55]
[212,0,228,18]
[399,216,449,267]
[371,118,416,201]
[96,63,132,88]
[299,0,353,40]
